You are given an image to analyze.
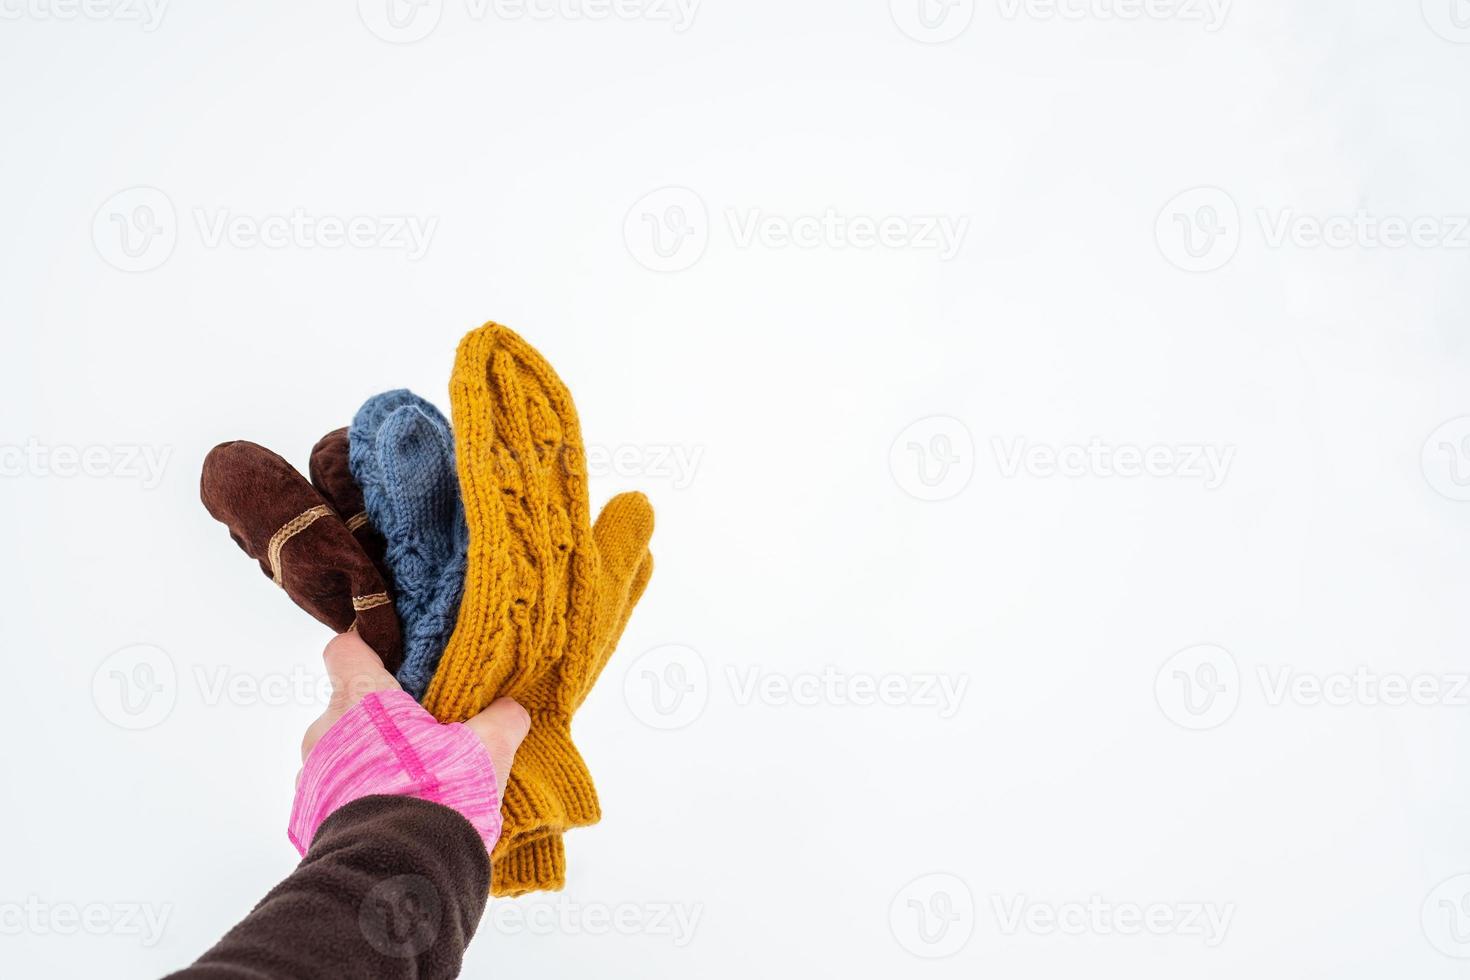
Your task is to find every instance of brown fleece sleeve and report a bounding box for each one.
[167,796,489,979]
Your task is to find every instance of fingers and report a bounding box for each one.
[301,633,402,762]
[463,697,532,789]
[300,714,332,763]
[323,631,401,706]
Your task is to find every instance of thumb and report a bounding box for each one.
[323,630,401,704]
[301,632,401,761]
[462,698,531,791]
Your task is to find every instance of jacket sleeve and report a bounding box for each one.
[167,795,490,979]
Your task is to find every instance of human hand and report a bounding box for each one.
[291,632,530,855]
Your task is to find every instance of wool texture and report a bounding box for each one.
[422,322,654,896]
[349,391,469,701]
[200,441,404,672]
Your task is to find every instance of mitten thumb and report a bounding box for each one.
[592,491,654,593]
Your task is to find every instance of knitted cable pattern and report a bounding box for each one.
[349,390,470,701]
[422,322,654,896]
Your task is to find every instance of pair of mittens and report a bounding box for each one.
[351,386,573,895]
[347,390,468,701]
[422,322,655,896]
[200,433,403,673]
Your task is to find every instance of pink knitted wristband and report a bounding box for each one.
[289,690,502,856]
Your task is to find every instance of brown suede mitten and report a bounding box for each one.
[308,427,392,587]
[201,440,404,672]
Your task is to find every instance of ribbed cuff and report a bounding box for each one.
[496,713,600,844]
[492,833,566,896]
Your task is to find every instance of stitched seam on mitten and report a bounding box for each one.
[363,693,439,798]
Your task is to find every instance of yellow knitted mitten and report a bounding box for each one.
[493,834,565,897]
[423,322,654,896]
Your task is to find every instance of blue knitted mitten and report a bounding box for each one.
[349,390,469,700]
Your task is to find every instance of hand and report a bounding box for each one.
[300,632,531,793]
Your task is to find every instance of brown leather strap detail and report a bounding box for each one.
[267,505,334,586]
